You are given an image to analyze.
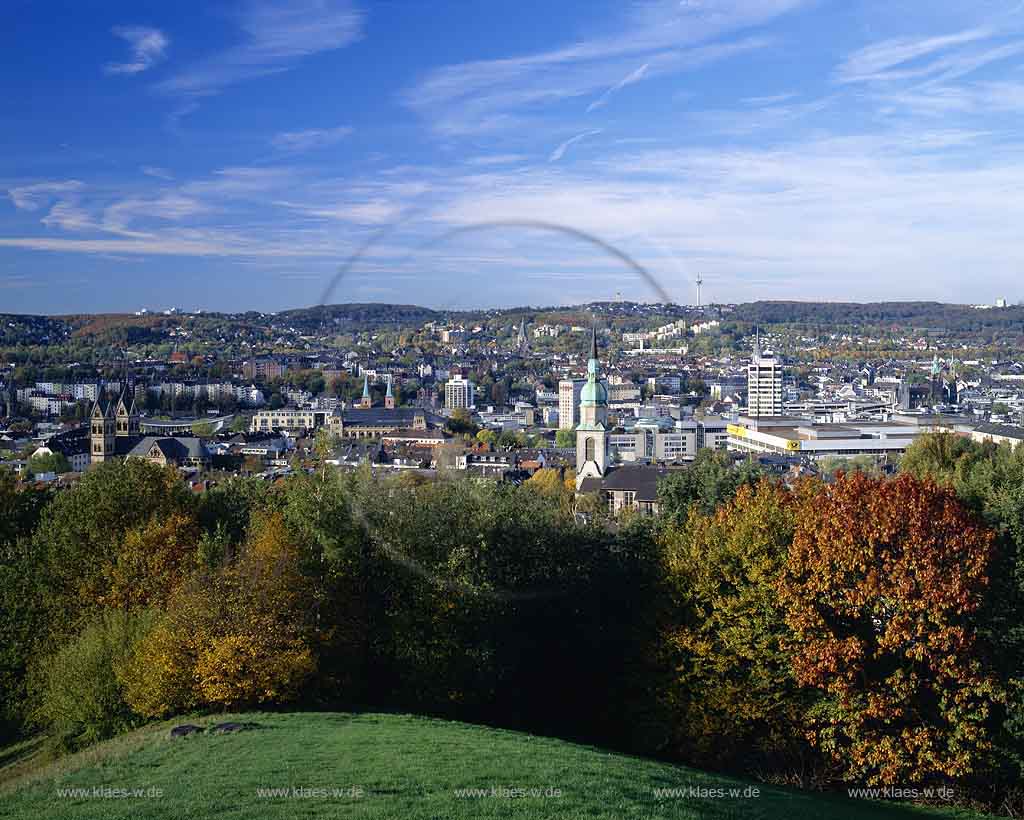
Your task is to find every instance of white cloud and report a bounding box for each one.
[41,201,100,233]
[587,62,649,112]
[103,195,209,232]
[157,0,363,98]
[401,0,808,135]
[271,126,353,152]
[105,26,169,75]
[687,96,832,135]
[464,154,531,166]
[549,130,602,162]
[8,180,85,211]
[835,27,994,84]
[141,166,174,180]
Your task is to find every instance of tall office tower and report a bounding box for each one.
[445,374,476,410]
[747,333,783,417]
[558,379,584,429]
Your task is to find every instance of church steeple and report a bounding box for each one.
[90,398,116,463]
[358,373,372,409]
[384,376,395,409]
[576,323,609,489]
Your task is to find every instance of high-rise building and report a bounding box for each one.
[558,379,584,429]
[445,374,475,410]
[747,334,783,417]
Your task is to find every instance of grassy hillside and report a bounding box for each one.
[0,712,993,820]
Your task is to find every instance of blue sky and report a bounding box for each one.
[3,0,1024,314]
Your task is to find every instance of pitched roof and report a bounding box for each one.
[341,407,441,426]
[975,422,1024,440]
[592,464,668,501]
[128,436,210,461]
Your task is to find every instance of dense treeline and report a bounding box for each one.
[1,442,1023,813]
[732,300,1024,332]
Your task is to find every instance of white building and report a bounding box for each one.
[747,337,783,417]
[445,374,475,410]
[727,417,923,459]
[558,379,584,430]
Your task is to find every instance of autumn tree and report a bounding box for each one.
[121,510,316,717]
[32,460,193,643]
[900,433,1024,785]
[659,481,809,771]
[780,472,999,784]
[102,512,201,609]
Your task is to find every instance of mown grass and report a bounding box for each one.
[0,711,996,819]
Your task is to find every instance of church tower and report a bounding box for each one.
[384,377,395,409]
[115,392,139,437]
[358,374,372,409]
[576,326,609,489]
[90,399,115,464]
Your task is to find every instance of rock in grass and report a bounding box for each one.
[169,725,205,738]
[209,721,260,734]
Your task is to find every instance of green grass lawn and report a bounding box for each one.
[0,712,995,820]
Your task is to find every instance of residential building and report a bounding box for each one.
[558,379,584,430]
[251,408,337,434]
[242,358,288,381]
[971,422,1024,449]
[445,374,475,410]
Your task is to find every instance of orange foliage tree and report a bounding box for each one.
[779,472,999,784]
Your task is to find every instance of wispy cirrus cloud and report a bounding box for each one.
[271,125,353,152]
[157,0,363,100]
[834,26,1004,84]
[105,26,169,75]
[587,62,649,112]
[401,0,808,135]
[141,166,174,180]
[8,180,85,211]
[463,154,531,166]
[687,95,832,135]
[550,130,602,162]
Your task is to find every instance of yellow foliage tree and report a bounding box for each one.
[103,512,200,610]
[120,510,316,717]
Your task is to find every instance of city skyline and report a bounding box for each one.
[4,0,1024,313]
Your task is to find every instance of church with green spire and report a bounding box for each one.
[575,326,609,489]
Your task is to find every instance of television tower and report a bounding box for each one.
[695,274,703,307]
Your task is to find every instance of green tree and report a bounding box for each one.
[555,428,575,448]
[28,610,158,751]
[446,408,478,436]
[26,452,71,475]
[31,460,193,645]
[191,421,216,438]
[657,449,764,523]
